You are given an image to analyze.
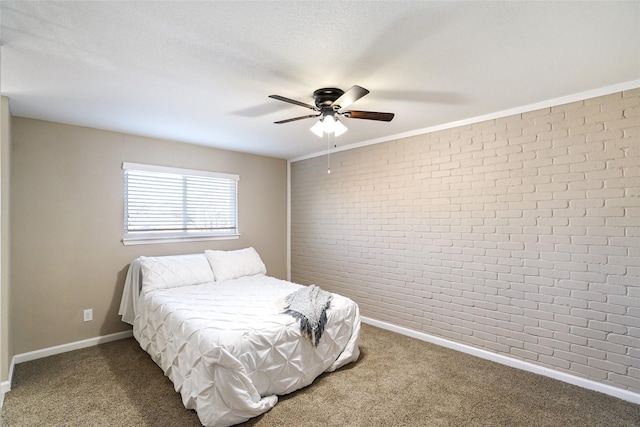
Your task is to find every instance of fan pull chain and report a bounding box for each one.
[327,133,331,174]
[327,132,335,174]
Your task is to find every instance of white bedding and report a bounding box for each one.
[132,273,361,427]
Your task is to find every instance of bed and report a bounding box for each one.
[118,248,361,427]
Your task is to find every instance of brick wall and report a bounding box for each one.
[291,89,640,395]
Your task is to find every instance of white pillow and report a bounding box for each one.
[205,247,267,282]
[140,254,215,291]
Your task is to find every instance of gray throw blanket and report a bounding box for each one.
[282,285,332,347]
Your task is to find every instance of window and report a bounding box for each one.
[122,162,239,245]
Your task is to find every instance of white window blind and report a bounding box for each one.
[122,162,239,244]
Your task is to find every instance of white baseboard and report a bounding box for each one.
[12,330,133,365]
[0,379,9,409]
[1,329,133,405]
[3,321,639,407]
[361,316,640,405]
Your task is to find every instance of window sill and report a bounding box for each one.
[122,234,240,246]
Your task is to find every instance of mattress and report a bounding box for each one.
[132,273,361,426]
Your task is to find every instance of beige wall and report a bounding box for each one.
[1,96,10,382]
[291,89,640,395]
[10,118,287,354]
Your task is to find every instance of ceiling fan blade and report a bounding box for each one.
[333,85,369,110]
[274,114,321,124]
[343,110,395,122]
[268,94,317,111]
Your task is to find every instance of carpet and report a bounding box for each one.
[2,324,639,426]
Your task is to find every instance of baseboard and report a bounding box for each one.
[0,354,14,409]
[0,379,10,409]
[0,329,134,407]
[12,330,133,365]
[3,321,639,407]
[361,316,640,405]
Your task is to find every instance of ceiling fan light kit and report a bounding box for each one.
[269,85,394,137]
[310,113,348,137]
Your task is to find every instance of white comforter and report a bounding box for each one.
[133,274,361,427]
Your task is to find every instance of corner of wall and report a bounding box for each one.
[1,95,12,386]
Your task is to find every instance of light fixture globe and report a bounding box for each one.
[310,113,348,137]
[310,119,324,137]
[333,118,348,136]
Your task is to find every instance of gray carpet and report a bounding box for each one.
[2,324,639,426]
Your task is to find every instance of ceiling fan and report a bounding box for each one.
[269,85,394,137]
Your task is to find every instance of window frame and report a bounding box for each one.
[122,162,240,246]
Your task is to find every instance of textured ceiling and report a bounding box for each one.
[1,1,639,159]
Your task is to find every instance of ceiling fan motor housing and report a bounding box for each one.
[313,88,345,109]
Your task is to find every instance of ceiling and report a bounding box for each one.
[1,1,639,160]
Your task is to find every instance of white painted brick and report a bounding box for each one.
[587,129,626,143]
[586,167,623,180]
[606,216,640,227]
[570,308,606,321]
[552,115,587,130]
[523,326,554,338]
[524,291,553,304]
[538,354,572,370]
[537,284,569,298]
[572,235,608,246]
[556,99,596,112]
[570,290,607,303]
[629,266,640,277]
[485,341,509,353]
[553,226,587,237]
[510,314,539,328]
[570,122,605,135]
[553,331,587,346]
[291,90,640,395]
[608,373,640,391]
[539,303,570,315]
[537,129,570,142]
[555,349,589,365]
[573,321,612,341]
[570,271,606,283]
[606,314,639,328]
[605,351,638,368]
[589,282,627,295]
[571,363,607,380]
[510,348,540,361]
[539,268,570,279]
[588,301,627,316]
[554,261,588,272]
[587,108,625,124]
[522,107,553,120]
[523,342,554,356]
[589,358,628,375]
[570,218,606,229]
[555,296,588,309]
[538,320,571,333]
[571,344,607,360]
[608,255,640,267]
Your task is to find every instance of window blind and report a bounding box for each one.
[123,162,239,243]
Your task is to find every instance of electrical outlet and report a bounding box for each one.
[83,309,93,322]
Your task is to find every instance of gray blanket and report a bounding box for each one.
[282,285,332,347]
